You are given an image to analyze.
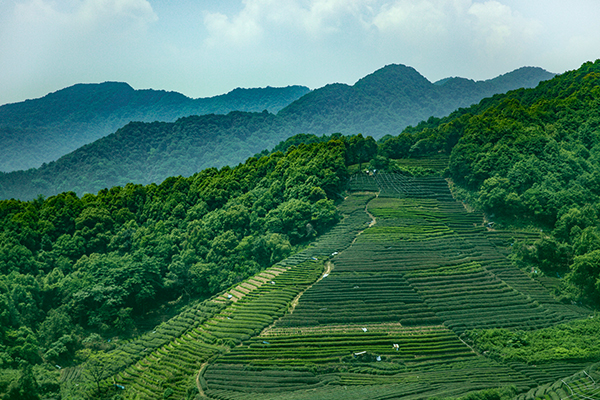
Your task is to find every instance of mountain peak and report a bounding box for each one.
[354,63,432,89]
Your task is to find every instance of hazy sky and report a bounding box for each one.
[1,0,599,106]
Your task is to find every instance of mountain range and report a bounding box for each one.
[0,84,310,172]
[1,59,600,399]
[0,64,555,200]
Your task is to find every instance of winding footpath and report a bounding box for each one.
[195,194,379,398]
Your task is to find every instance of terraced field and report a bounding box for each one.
[106,172,594,399]
[201,173,592,400]
[515,363,600,400]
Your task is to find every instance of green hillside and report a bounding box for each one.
[0,83,310,172]
[381,59,600,304]
[5,170,595,399]
[0,65,553,201]
[3,61,600,399]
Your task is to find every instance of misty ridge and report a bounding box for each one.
[0,84,310,172]
[0,63,554,200]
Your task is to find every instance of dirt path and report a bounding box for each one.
[351,201,377,245]
[366,208,377,228]
[195,362,208,397]
[261,261,333,336]
[458,336,477,354]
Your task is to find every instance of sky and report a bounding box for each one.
[1,0,599,106]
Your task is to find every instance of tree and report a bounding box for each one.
[569,249,600,303]
[85,352,115,395]
[5,362,40,400]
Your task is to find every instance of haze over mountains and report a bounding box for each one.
[0,84,310,172]
[0,64,554,200]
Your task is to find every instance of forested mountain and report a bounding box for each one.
[0,83,310,171]
[278,65,554,138]
[381,59,600,303]
[0,137,366,398]
[0,65,553,200]
[2,60,600,399]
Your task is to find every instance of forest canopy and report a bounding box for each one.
[0,136,380,379]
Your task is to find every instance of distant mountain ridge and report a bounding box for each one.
[0,83,310,171]
[0,64,555,200]
[277,65,555,137]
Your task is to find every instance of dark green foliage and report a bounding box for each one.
[467,317,600,364]
[0,139,348,392]
[0,83,310,172]
[256,133,344,157]
[3,363,40,400]
[458,386,517,400]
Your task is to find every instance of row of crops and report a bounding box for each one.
[516,362,600,400]
[96,192,379,399]
[204,328,536,399]
[201,173,594,399]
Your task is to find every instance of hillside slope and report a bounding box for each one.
[92,174,592,399]
[0,65,554,200]
[0,83,309,171]
[278,65,554,138]
[383,59,600,309]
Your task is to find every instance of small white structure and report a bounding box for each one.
[362,327,368,332]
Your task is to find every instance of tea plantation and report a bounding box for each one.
[99,173,597,399]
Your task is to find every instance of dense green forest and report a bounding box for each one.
[0,83,310,172]
[0,136,381,399]
[0,65,553,201]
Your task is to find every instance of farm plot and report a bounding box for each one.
[277,272,441,327]
[200,174,592,399]
[111,261,323,399]
[357,185,584,334]
[204,326,535,399]
[515,363,600,400]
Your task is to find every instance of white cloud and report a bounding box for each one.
[372,0,449,35]
[203,0,375,48]
[369,0,542,64]
[204,9,263,47]
[10,0,157,33]
[467,1,541,57]
[1,1,599,106]
[198,0,544,83]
